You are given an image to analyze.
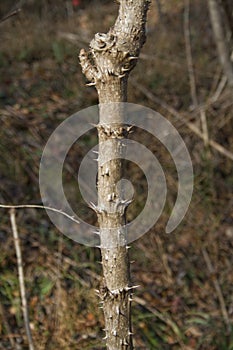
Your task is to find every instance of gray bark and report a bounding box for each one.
[208,0,233,88]
[80,1,150,349]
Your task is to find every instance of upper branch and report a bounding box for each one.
[79,0,150,86]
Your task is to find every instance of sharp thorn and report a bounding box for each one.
[125,285,140,291]
[89,201,97,209]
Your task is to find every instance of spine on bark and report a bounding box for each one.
[80,1,150,349]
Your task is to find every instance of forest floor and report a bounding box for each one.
[0,0,233,349]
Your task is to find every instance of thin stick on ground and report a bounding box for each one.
[202,247,230,333]
[9,209,35,350]
[54,234,63,335]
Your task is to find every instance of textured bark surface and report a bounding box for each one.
[80,1,150,349]
[208,0,233,88]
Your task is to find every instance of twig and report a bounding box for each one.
[207,0,233,88]
[0,8,21,23]
[53,234,63,336]
[199,106,209,146]
[9,209,35,350]
[0,204,80,224]
[211,75,227,102]
[208,66,223,97]
[184,0,209,145]
[189,89,231,117]
[201,248,231,333]
[131,80,233,161]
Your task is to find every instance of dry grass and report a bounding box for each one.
[0,0,233,349]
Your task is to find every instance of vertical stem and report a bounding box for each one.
[10,209,35,350]
[97,77,133,349]
[79,1,150,348]
[208,0,233,88]
[184,0,209,146]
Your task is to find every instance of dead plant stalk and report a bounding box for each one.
[9,209,35,350]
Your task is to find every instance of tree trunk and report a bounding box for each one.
[207,0,233,88]
[80,1,150,349]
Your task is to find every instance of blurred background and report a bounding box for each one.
[0,0,233,349]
